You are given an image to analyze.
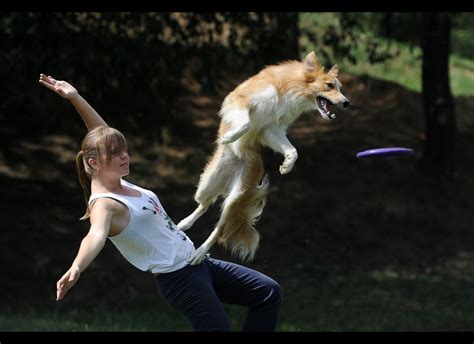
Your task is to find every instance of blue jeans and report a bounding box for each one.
[153,257,282,332]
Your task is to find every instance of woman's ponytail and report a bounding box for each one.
[75,126,127,220]
[76,150,92,220]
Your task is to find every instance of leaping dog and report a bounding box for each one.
[179,51,350,265]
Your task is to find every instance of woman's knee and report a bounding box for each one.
[262,278,283,306]
[272,281,283,304]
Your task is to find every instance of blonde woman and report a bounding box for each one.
[39,74,281,332]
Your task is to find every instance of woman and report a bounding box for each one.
[38,74,282,332]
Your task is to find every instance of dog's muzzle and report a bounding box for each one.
[316,96,336,120]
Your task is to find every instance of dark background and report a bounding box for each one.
[1,12,474,331]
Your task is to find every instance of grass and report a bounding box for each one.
[279,268,474,331]
[4,264,474,331]
[299,13,474,97]
[6,248,474,331]
[0,304,189,331]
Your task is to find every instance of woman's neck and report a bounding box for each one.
[91,175,124,194]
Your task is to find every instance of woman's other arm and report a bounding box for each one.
[39,74,108,130]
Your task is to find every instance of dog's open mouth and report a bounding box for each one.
[316,96,336,120]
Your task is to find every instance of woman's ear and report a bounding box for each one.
[88,158,99,171]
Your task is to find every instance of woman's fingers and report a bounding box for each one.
[39,75,54,86]
[39,75,65,95]
[56,279,70,301]
[39,74,57,85]
[57,287,67,301]
[39,79,57,91]
[56,281,64,301]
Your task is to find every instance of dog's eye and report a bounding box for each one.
[326,83,335,90]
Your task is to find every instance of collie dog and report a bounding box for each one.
[179,51,350,265]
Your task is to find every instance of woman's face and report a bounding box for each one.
[98,147,130,178]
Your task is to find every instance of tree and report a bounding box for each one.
[420,13,457,178]
[320,13,458,178]
[0,13,300,138]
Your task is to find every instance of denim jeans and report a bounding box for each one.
[154,256,282,332]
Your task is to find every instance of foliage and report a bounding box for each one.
[299,13,400,67]
[0,13,298,138]
[300,13,474,97]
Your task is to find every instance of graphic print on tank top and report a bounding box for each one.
[142,196,188,241]
[142,197,162,215]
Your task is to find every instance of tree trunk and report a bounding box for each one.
[420,13,457,178]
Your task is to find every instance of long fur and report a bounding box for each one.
[216,141,268,261]
[179,51,349,264]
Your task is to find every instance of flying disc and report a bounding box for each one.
[356,147,414,158]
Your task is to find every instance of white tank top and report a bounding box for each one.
[88,179,195,274]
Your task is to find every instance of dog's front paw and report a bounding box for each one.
[220,123,250,145]
[187,245,209,265]
[279,151,298,175]
[279,163,295,175]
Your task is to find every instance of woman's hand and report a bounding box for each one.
[39,73,108,130]
[39,74,79,100]
[56,265,81,301]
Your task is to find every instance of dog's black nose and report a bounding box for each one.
[343,100,350,109]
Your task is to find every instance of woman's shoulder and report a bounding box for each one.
[89,196,127,215]
[92,196,123,207]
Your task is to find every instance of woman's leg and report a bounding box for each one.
[205,258,282,331]
[154,263,231,332]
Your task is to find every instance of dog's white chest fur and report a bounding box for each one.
[249,85,311,129]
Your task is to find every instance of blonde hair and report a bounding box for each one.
[76,126,128,220]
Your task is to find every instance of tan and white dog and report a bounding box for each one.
[179,51,349,265]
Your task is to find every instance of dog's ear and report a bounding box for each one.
[304,51,322,73]
[328,64,339,77]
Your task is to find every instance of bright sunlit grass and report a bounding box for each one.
[299,13,474,97]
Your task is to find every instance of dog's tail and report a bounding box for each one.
[217,142,269,262]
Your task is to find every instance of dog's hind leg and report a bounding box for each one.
[177,146,234,231]
[187,221,223,265]
[187,166,245,265]
[176,204,208,231]
[220,108,250,144]
[260,126,298,175]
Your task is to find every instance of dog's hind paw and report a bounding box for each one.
[187,246,209,265]
[220,134,238,145]
[176,219,192,231]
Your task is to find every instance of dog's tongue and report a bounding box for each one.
[321,98,329,111]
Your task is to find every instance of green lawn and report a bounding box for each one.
[5,250,474,332]
[4,267,474,331]
[299,13,474,97]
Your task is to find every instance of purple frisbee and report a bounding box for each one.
[356,147,414,158]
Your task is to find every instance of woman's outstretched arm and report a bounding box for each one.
[55,198,118,301]
[39,74,108,130]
